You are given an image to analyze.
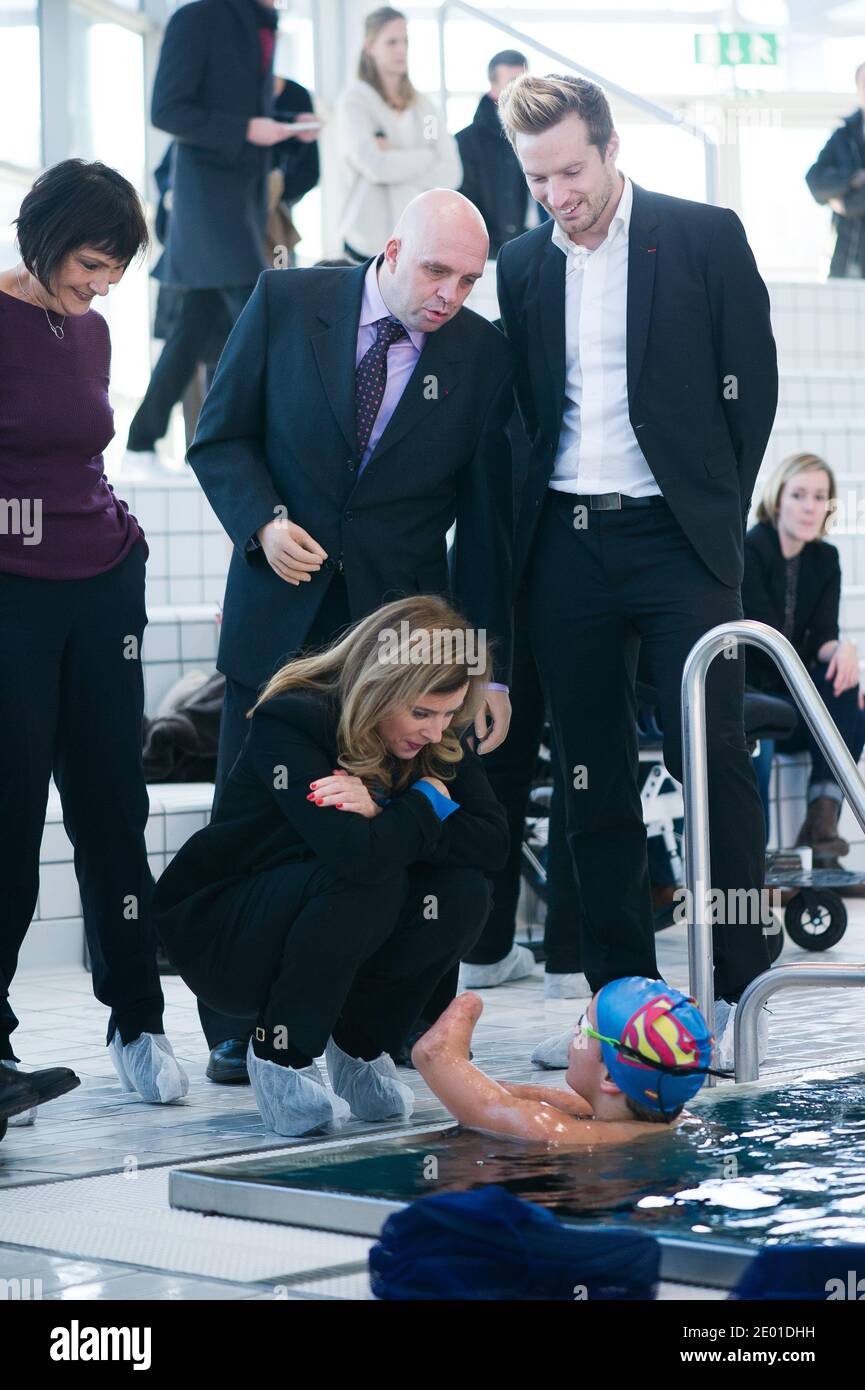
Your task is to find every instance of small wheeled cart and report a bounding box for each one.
[763,849,857,960]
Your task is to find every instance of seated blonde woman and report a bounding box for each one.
[153,596,508,1136]
[744,452,865,875]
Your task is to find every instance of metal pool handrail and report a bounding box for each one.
[735,962,865,1082]
[681,620,865,1082]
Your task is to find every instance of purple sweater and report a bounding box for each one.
[0,289,147,579]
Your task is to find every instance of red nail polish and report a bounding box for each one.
[316,798,323,805]
[336,802,343,808]
[306,793,314,800]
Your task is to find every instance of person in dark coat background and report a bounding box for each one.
[273,75,320,214]
[121,0,319,474]
[456,50,545,258]
[153,594,508,1137]
[806,61,865,278]
[743,452,865,882]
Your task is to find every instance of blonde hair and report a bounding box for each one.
[497,73,614,154]
[756,452,837,537]
[249,594,492,797]
[358,6,417,109]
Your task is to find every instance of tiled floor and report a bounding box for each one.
[2,904,865,1299]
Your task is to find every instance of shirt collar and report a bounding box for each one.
[360,255,425,351]
[550,173,633,261]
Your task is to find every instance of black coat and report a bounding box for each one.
[151,0,275,289]
[273,78,319,206]
[496,182,778,592]
[806,111,865,278]
[152,688,510,966]
[456,96,532,256]
[742,521,841,695]
[187,260,515,689]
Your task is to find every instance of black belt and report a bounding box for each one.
[552,490,667,511]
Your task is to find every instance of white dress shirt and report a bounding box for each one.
[549,175,660,498]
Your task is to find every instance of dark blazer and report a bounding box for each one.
[187,261,515,689]
[273,78,320,206]
[496,182,778,591]
[151,0,275,289]
[456,96,534,257]
[742,521,841,695]
[806,111,865,278]
[153,688,510,966]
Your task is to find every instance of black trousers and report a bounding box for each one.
[527,491,769,1003]
[127,285,254,452]
[462,593,584,972]
[183,859,491,1064]
[0,543,165,1060]
[199,571,356,1048]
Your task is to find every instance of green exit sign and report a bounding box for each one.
[695,32,778,66]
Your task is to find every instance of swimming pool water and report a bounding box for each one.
[183,1069,865,1247]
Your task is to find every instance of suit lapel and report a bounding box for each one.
[536,236,566,417]
[626,182,660,405]
[309,262,369,455]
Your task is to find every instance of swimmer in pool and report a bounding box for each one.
[412,976,718,1145]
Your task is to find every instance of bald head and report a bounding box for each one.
[393,189,489,255]
[378,189,490,333]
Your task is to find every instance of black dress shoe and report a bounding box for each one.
[0,1066,80,1124]
[206,1038,251,1084]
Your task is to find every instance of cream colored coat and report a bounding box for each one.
[336,80,463,257]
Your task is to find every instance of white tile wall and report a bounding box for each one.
[141,603,220,717]
[115,479,232,606]
[768,279,865,369]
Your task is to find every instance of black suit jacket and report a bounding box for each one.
[497,182,778,591]
[188,261,514,689]
[153,689,509,966]
[273,78,320,206]
[742,521,841,695]
[151,0,274,288]
[456,96,533,256]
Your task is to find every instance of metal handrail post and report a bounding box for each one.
[682,619,865,1081]
[437,5,448,130]
[735,963,865,1081]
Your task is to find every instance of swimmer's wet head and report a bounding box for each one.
[566,977,722,1124]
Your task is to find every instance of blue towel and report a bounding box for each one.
[731,1244,865,1300]
[369,1186,661,1300]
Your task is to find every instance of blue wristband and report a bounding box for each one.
[412,779,460,821]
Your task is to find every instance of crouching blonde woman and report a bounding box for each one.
[153,596,508,1136]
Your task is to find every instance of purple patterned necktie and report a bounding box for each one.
[355,314,408,462]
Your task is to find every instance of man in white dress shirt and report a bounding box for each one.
[496,75,778,1062]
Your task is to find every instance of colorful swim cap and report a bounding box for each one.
[594,977,713,1116]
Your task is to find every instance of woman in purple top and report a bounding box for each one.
[0,160,188,1111]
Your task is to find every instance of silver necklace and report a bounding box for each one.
[15,265,66,339]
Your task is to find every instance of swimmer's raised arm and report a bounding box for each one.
[411,994,644,1146]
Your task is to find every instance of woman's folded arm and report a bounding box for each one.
[248,715,448,884]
